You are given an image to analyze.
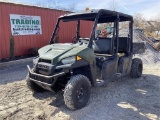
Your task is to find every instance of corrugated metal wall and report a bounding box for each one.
[0,2,93,59]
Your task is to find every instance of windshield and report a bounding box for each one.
[52,19,94,43]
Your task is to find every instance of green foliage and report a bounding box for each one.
[10,35,15,60]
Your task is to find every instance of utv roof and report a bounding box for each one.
[59,9,133,23]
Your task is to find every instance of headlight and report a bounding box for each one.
[61,56,76,64]
[76,56,82,61]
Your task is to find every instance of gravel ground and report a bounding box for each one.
[135,43,160,64]
[0,64,159,120]
[0,62,32,85]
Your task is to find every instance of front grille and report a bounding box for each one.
[36,62,53,76]
[39,59,51,64]
[38,68,49,75]
[30,74,53,84]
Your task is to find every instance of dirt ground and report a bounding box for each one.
[0,63,159,120]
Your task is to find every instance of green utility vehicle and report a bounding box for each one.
[26,9,143,110]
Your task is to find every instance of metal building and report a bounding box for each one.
[0,2,93,59]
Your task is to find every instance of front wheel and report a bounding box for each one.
[130,58,143,78]
[63,74,91,110]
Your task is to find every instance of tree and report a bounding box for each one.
[133,13,145,28]
[154,14,160,37]
[109,0,118,11]
[145,23,155,33]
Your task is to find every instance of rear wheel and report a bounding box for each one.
[130,58,143,78]
[26,75,45,93]
[64,74,91,110]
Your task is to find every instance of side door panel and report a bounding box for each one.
[101,55,119,82]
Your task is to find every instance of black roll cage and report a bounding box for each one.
[49,9,133,55]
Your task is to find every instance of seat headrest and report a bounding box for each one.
[93,38,112,54]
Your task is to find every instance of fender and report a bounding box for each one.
[71,59,97,86]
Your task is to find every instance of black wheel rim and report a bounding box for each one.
[76,85,86,103]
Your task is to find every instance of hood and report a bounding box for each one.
[38,43,86,64]
[38,43,78,58]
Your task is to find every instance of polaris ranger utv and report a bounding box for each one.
[26,9,143,110]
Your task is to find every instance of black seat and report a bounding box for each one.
[93,38,112,55]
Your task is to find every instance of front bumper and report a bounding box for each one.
[27,65,66,91]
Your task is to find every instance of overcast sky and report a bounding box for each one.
[2,0,160,19]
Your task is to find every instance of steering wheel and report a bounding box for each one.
[78,38,89,45]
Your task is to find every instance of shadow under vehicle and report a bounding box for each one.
[26,9,143,110]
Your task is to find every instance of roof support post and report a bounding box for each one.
[76,20,80,41]
[49,19,60,44]
[129,19,133,52]
[88,10,103,48]
[114,14,119,54]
